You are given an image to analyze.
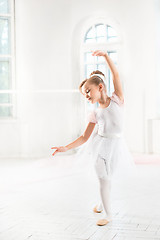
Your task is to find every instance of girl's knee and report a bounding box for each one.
[94,157,111,180]
[99,179,112,193]
[98,176,111,184]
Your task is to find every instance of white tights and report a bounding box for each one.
[97,177,112,220]
[94,156,112,221]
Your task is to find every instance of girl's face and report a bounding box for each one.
[81,82,103,104]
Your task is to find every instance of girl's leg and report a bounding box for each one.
[98,176,112,221]
[94,155,112,225]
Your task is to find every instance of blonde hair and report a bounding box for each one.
[79,70,106,94]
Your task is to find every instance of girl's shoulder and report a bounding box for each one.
[86,110,97,124]
[110,92,124,106]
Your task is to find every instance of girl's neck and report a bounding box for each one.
[98,93,111,108]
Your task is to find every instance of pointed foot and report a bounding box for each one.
[93,205,103,213]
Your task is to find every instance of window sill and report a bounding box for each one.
[0,117,19,123]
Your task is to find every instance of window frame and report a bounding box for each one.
[0,0,16,119]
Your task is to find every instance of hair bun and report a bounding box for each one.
[90,70,105,78]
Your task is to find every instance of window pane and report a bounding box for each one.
[0,0,10,14]
[96,56,101,63]
[84,52,93,63]
[108,52,117,63]
[85,38,95,43]
[107,25,117,38]
[0,105,12,117]
[95,56,105,63]
[85,64,94,78]
[84,27,94,42]
[108,70,115,95]
[0,17,10,54]
[96,36,105,43]
[108,36,117,42]
[0,93,11,103]
[0,60,11,89]
[95,24,105,37]
[110,78,114,94]
[96,64,106,75]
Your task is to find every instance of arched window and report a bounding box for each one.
[82,22,121,111]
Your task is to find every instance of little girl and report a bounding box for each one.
[51,50,136,226]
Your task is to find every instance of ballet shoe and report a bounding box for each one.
[96,219,109,226]
[93,205,103,213]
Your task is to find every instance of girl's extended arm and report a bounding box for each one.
[92,50,124,101]
[51,122,96,156]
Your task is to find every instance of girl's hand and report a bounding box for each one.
[51,146,68,156]
[91,50,107,57]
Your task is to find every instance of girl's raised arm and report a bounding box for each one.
[92,50,124,102]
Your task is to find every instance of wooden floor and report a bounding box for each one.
[0,153,160,240]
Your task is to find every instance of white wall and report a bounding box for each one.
[0,0,158,158]
[155,0,160,116]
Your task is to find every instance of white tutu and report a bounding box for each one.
[74,128,137,181]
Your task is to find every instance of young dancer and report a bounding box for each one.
[51,50,136,226]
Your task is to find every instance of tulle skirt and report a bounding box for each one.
[74,130,137,181]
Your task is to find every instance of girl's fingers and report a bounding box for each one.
[51,146,67,156]
[91,50,97,53]
[95,50,103,55]
[92,50,103,56]
[52,150,58,156]
[91,49,99,52]
[91,50,99,55]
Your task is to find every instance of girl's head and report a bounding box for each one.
[79,70,107,104]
